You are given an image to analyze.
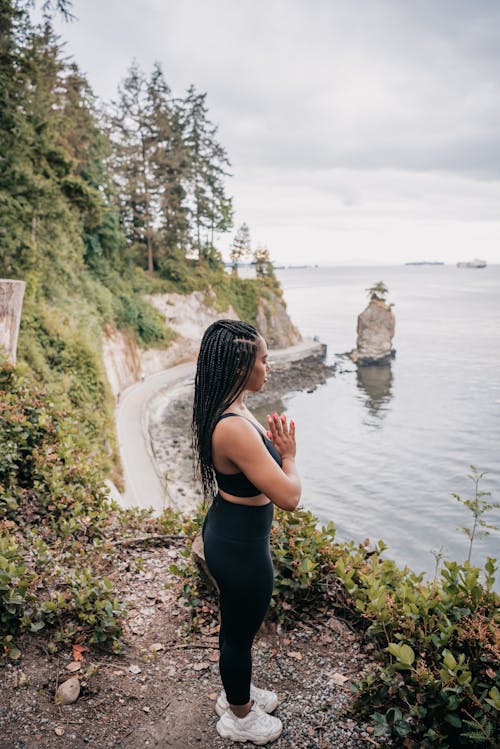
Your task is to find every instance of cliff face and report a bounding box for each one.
[102,287,301,397]
[102,291,237,397]
[256,290,301,348]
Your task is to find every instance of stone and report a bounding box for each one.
[192,662,210,671]
[330,672,349,685]
[55,676,80,705]
[191,534,218,593]
[349,297,396,365]
[150,643,165,653]
[129,664,142,674]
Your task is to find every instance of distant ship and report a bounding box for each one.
[405,261,444,266]
[456,258,487,268]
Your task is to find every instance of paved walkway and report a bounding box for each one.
[116,339,324,511]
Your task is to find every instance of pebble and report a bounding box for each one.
[55,676,80,705]
[150,643,165,652]
[330,672,349,685]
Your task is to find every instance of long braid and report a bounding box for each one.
[192,320,259,500]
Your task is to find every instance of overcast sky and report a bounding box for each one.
[52,0,500,266]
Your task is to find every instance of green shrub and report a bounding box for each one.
[270,508,337,622]
[0,534,34,657]
[0,367,125,656]
[34,568,124,650]
[0,367,110,537]
[115,293,175,347]
[335,550,500,747]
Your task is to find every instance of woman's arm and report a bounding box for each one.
[212,415,301,511]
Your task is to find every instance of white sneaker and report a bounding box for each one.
[216,702,282,745]
[215,683,279,717]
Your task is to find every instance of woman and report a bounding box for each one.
[192,319,301,745]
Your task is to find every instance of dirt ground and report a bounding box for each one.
[0,539,384,749]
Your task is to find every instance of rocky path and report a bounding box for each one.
[0,541,384,749]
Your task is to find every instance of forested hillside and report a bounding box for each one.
[0,0,285,660]
[0,0,282,474]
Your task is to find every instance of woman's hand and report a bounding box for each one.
[266,412,296,460]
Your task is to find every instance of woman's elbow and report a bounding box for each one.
[279,487,301,512]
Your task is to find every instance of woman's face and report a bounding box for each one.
[245,336,270,392]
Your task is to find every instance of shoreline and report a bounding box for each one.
[145,339,335,513]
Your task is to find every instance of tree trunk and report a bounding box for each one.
[0,279,26,366]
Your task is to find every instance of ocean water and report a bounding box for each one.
[267,265,500,583]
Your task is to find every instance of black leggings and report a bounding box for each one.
[202,494,274,705]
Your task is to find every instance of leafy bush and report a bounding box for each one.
[34,568,124,650]
[0,367,125,656]
[0,534,34,657]
[0,367,110,536]
[270,507,337,622]
[115,294,175,347]
[335,548,499,747]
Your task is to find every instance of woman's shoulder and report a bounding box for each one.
[213,412,263,443]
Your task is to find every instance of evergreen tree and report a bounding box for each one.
[146,64,191,264]
[182,85,233,256]
[110,63,158,272]
[0,0,33,277]
[0,10,83,283]
[61,63,124,270]
[230,222,251,274]
[0,3,122,286]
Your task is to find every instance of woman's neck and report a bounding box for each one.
[227,392,248,413]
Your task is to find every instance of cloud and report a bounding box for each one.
[53,0,500,262]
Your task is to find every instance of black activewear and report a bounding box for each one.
[214,413,282,497]
[202,494,274,705]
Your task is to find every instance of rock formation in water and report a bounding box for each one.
[0,279,26,366]
[349,296,396,366]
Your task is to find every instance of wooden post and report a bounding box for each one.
[0,279,26,367]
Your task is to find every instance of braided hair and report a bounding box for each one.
[192,319,260,500]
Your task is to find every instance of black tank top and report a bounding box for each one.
[214,413,283,497]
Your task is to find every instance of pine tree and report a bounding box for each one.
[147,64,191,262]
[0,3,121,285]
[110,63,158,272]
[61,63,124,270]
[182,85,232,256]
[230,222,251,274]
[0,0,48,278]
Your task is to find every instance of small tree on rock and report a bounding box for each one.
[366,281,389,301]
